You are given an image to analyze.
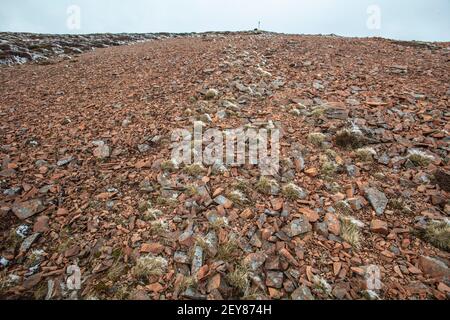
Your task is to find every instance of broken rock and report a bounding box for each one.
[12,199,45,220]
[284,217,312,237]
[365,187,388,216]
[370,219,389,235]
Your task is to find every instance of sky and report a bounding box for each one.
[0,0,449,41]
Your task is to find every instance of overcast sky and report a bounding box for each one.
[1,0,449,41]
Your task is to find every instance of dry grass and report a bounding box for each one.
[408,150,434,167]
[340,217,362,249]
[308,132,326,146]
[184,184,199,197]
[335,128,364,149]
[143,208,163,221]
[160,159,178,172]
[282,183,306,200]
[183,163,206,176]
[209,216,228,230]
[178,275,197,292]
[321,161,337,177]
[355,147,376,162]
[310,106,327,117]
[138,200,152,213]
[132,255,168,279]
[255,177,279,195]
[217,238,241,262]
[150,219,169,235]
[227,264,250,294]
[227,190,249,206]
[422,221,450,251]
[233,178,251,193]
[335,201,353,216]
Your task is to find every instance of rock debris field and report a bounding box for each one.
[0,31,449,300]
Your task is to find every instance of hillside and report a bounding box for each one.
[0,32,449,300]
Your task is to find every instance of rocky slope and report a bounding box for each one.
[0,31,449,300]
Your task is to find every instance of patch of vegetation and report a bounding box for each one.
[233,178,251,193]
[308,132,326,146]
[310,106,327,118]
[408,150,434,167]
[178,275,197,292]
[143,209,164,221]
[419,221,450,252]
[217,238,241,262]
[255,177,279,195]
[33,282,48,300]
[321,161,337,177]
[107,261,127,282]
[138,200,152,213]
[132,255,168,279]
[325,149,338,160]
[335,201,353,216]
[227,190,249,206]
[184,184,199,197]
[355,147,376,162]
[155,197,178,209]
[150,219,169,235]
[160,160,178,172]
[335,128,364,149]
[388,198,413,215]
[282,183,306,200]
[208,215,229,230]
[183,163,206,176]
[340,217,361,249]
[227,264,250,294]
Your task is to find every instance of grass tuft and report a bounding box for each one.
[282,183,306,200]
[217,238,241,262]
[340,217,361,249]
[227,264,250,294]
[132,255,168,279]
[160,160,178,172]
[408,150,434,167]
[308,132,326,146]
[183,163,207,176]
[255,177,279,195]
[335,128,364,149]
[422,221,450,251]
[355,147,376,162]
